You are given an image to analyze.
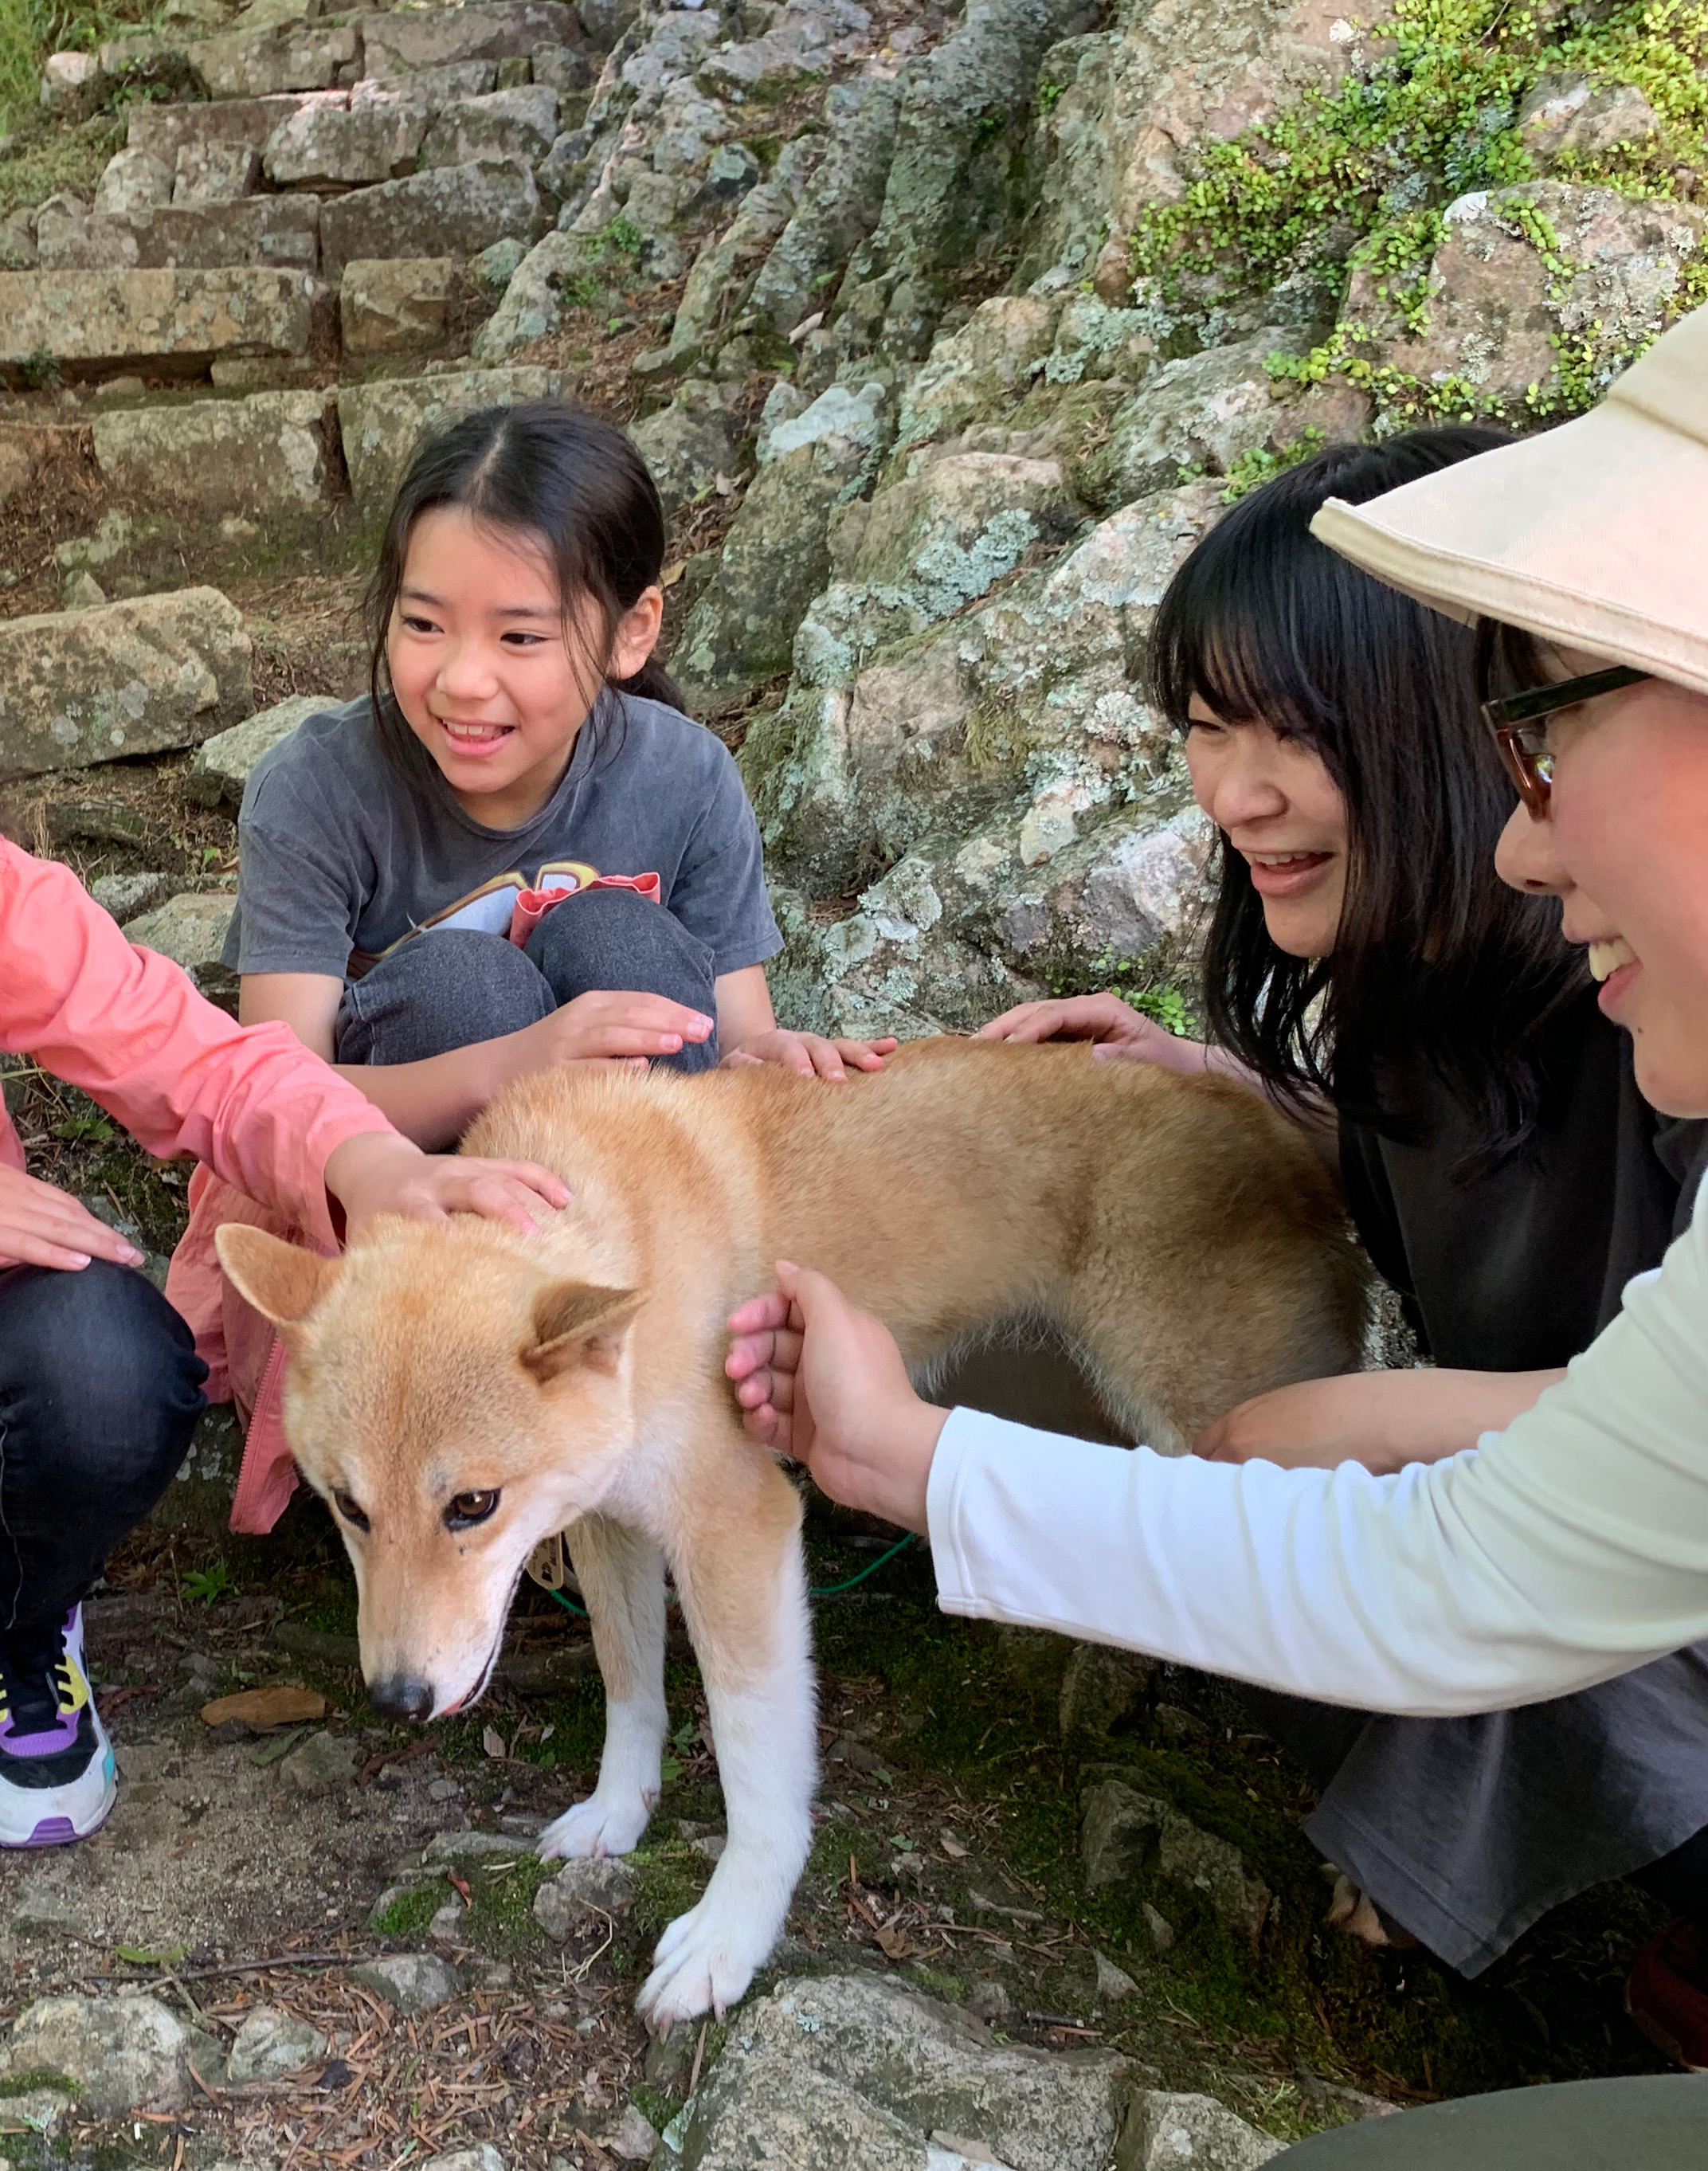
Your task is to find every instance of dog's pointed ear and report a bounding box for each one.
[216,1225,342,1353]
[522,1280,644,1384]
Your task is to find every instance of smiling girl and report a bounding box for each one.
[225,402,888,1137]
[175,402,885,1540]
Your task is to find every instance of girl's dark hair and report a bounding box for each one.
[364,401,682,778]
[1150,428,1586,1156]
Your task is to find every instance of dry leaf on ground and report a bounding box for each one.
[200,1687,328,1730]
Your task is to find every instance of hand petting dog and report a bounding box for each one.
[726,1260,947,1534]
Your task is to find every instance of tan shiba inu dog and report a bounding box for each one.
[217,1038,1367,2030]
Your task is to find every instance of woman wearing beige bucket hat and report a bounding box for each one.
[724,304,1708,2158]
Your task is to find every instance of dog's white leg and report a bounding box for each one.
[539,1515,668,1863]
[637,1515,815,2031]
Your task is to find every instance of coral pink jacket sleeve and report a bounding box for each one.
[0,840,391,1248]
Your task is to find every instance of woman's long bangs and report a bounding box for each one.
[1164,426,1583,1158]
[1150,499,1348,754]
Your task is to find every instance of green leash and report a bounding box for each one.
[543,1531,918,1620]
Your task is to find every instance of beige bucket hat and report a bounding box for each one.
[1310,303,1708,697]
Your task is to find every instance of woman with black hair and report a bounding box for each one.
[969,429,1708,1996]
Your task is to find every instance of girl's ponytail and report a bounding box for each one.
[363,401,685,774]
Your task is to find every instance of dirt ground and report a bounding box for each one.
[0,1484,1674,2171]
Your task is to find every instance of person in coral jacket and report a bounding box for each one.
[0,837,567,1852]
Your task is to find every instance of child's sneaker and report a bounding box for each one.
[0,1606,115,1847]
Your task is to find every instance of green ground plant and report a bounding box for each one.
[0,0,162,132]
[1130,0,1708,420]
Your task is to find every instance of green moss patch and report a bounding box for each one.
[1130,0,1708,418]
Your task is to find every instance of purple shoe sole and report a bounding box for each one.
[20,1816,77,1846]
[0,1794,113,1848]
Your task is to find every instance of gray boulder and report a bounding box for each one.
[338,365,563,511]
[91,390,339,518]
[122,895,240,1009]
[830,0,1100,366]
[92,147,174,218]
[663,138,825,364]
[471,234,527,299]
[891,293,1064,459]
[340,257,456,357]
[226,2004,328,2084]
[674,379,889,712]
[468,227,591,359]
[174,139,263,205]
[350,1953,460,2014]
[370,61,499,102]
[5,1994,199,2115]
[749,72,899,336]
[0,590,251,776]
[1080,1781,1271,1946]
[1518,72,1660,168]
[628,378,742,508]
[319,159,543,276]
[41,49,99,110]
[127,91,321,166]
[92,870,174,919]
[1118,2091,1283,2169]
[844,449,1081,622]
[1084,331,1301,511]
[532,1856,636,1939]
[263,94,432,188]
[748,483,1218,1031]
[531,44,591,95]
[420,85,558,169]
[1057,1643,1157,1743]
[679,1974,1134,2171]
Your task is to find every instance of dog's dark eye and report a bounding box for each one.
[332,1490,370,1532]
[445,1489,501,1530]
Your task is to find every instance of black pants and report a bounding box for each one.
[0,1261,205,1651]
[1247,1681,1708,1969]
[335,888,722,1072]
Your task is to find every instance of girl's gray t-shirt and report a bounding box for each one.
[222,693,783,982]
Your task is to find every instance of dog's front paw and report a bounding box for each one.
[539,1787,655,1863]
[636,1894,775,2032]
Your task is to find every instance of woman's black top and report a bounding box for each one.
[1338,988,1708,1370]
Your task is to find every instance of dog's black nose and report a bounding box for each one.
[367,1673,435,1723]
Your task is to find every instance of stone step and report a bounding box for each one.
[0,588,250,776]
[359,2,582,80]
[319,158,543,276]
[98,18,356,100]
[127,92,327,167]
[0,267,328,382]
[262,81,558,189]
[35,196,321,274]
[337,362,562,510]
[89,388,340,520]
[92,1,582,105]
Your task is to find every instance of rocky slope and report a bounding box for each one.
[0,2,1698,2160]
[5,0,1703,1029]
